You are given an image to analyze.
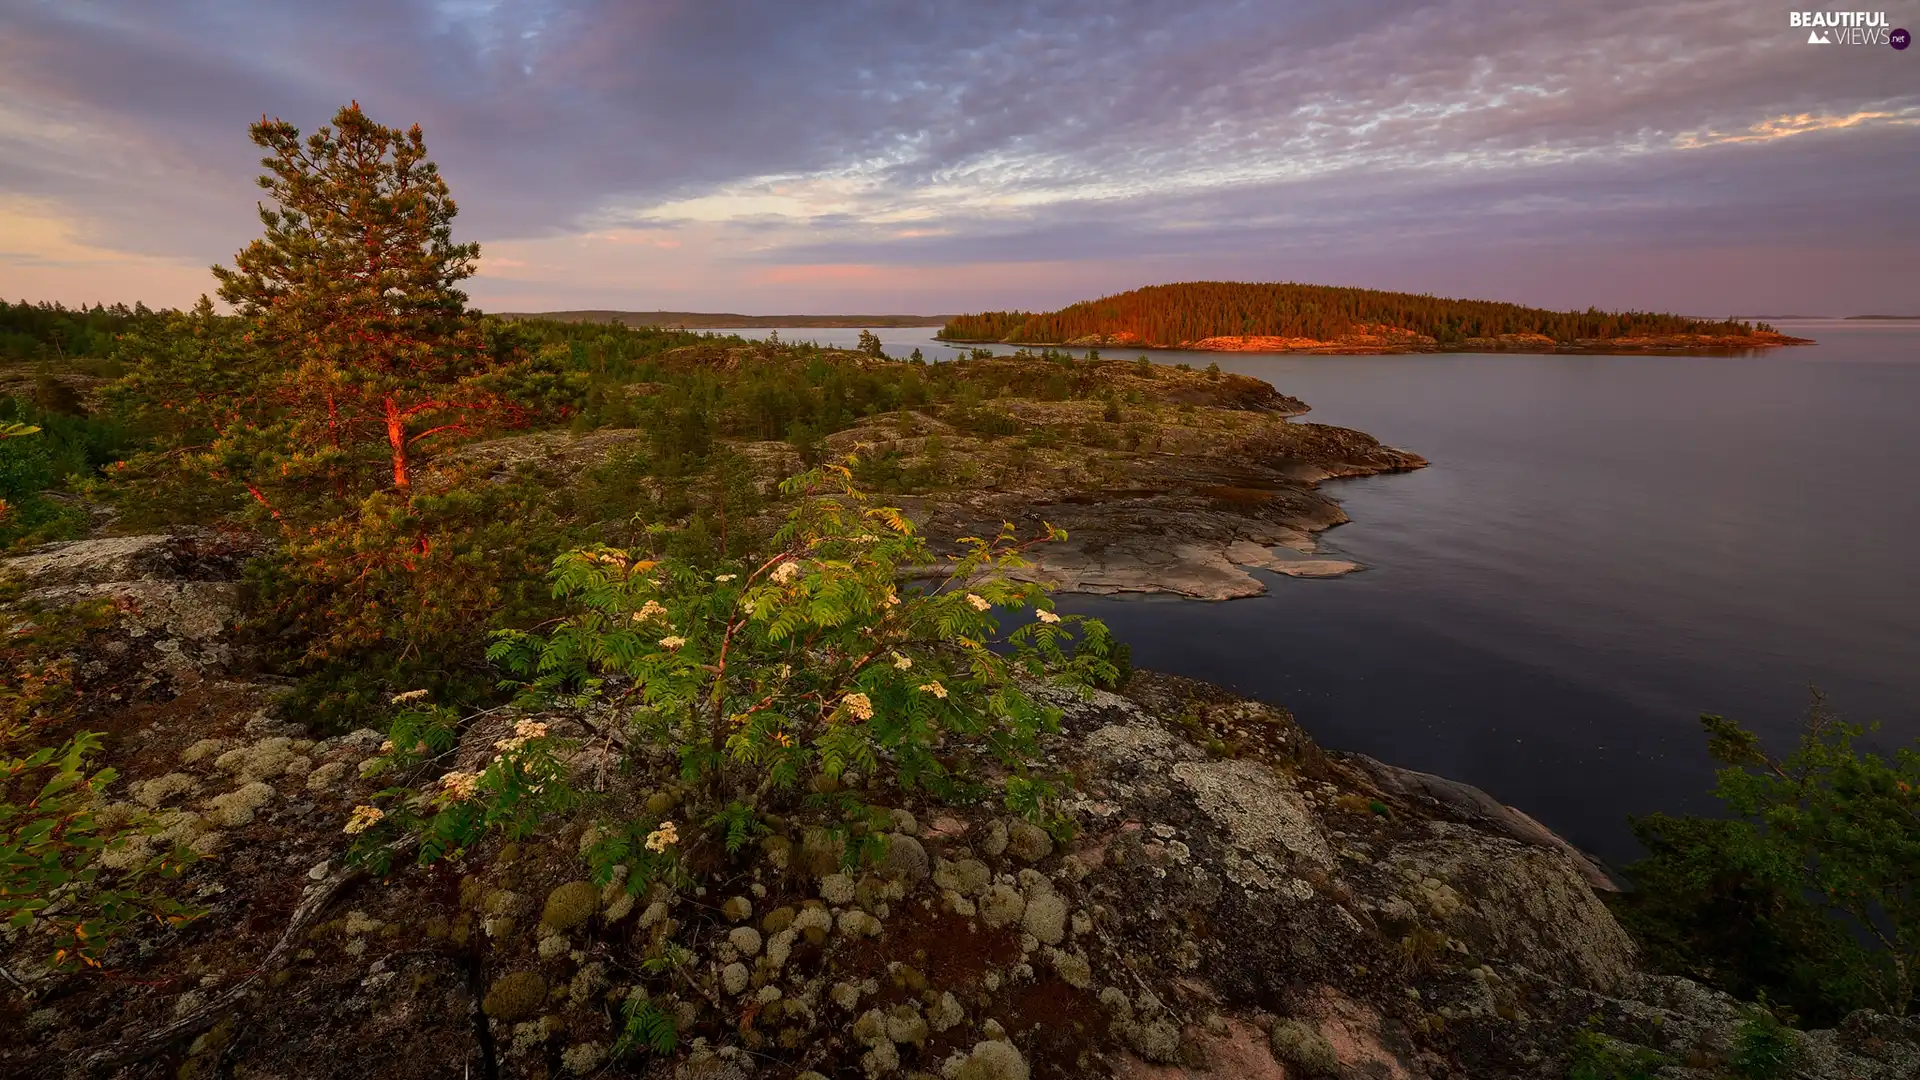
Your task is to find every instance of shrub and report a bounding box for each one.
[1563,1023,1666,1080]
[376,463,1118,893]
[1728,1001,1799,1080]
[1,735,202,969]
[1614,697,1919,1021]
[1,585,202,970]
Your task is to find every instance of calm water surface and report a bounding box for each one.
[732,322,1920,866]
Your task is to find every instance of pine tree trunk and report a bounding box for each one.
[384,396,411,492]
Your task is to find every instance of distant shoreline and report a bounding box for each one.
[498,309,949,329]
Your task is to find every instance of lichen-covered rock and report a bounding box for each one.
[206,781,274,827]
[979,885,1025,929]
[837,909,883,938]
[181,738,229,765]
[1173,756,1333,882]
[860,1039,899,1077]
[885,1004,929,1046]
[728,925,762,957]
[1005,821,1052,862]
[932,858,991,897]
[819,873,856,906]
[1044,948,1092,989]
[1020,888,1066,945]
[1119,1018,1182,1064]
[950,1039,1029,1080]
[1269,1018,1338,1076]
[928,992,965,1032]
[542,881,600,932]
[561,1041,607,1075]
[215,737,298,781]
[979,821,1009,858]
[882,833,929,881]
[1380,823,1637,993]
[483,972,547,1021]
[765,928,796,968]
[304,760,350,792]
[793,905,833,946]
[130,772,199,808]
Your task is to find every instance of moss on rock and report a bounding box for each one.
[483,972,548,1022]
[762,906,797,934]
[541,881,600,932]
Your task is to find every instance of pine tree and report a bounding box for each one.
[212,102,519,495]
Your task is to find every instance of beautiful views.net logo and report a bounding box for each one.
[1789,10,1901,45]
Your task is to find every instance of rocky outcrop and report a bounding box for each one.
[6,533,1909,1080]
[1346,754,1623,893]
[2,529,263,705]
[837,396,1425,601]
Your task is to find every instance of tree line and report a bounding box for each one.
[938,281,1773,346]
[0,299,170,362]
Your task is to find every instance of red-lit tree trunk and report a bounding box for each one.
[384,396,411,492]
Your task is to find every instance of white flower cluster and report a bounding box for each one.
[343,805,385,834]
[493,719,550,754]
[437,771,481,802]
[645,820,680,852]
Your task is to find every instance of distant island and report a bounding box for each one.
[1845,314,1920,321]
[940,282,1813,353]
[497,309,949,329]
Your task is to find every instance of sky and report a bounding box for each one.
[0,1,1915,317]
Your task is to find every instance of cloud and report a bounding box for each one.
[0,0,1913,313]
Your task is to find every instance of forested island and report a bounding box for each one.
[3,106,1912,1080]
[940,282,1813,353]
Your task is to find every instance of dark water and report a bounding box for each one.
[735,322,1920,868]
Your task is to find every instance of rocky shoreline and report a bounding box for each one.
[448,352,1428,602]
[4,531,1916,1079]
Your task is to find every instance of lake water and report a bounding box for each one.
[726,321,1920,868]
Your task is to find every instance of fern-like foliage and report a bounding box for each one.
[613,996,678,1057]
